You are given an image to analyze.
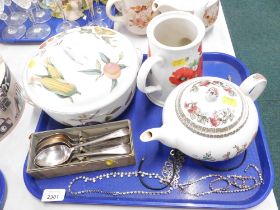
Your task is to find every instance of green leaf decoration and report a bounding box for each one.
[78,69,102,75]
[105,115,114,122]
[119,52,124,61]
[111,79,117,92]
[119,64,127,69]
[96,59,101,70]
[99,52,110,64]
[80,28,93,34]
[109,106,121,114]
[125,91,134,106]
[56,94,74,103]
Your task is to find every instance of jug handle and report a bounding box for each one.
[239,73,267,101]
[106,0,125,23]
[137,55,163,94]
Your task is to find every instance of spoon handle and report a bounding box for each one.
[73,144,131,158]
[73,128,129,150]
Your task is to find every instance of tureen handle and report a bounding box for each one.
[239,73,267,101]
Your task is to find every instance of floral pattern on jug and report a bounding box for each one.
[169,45,203,86]
[127,2,155,29]
[202,1,219,28]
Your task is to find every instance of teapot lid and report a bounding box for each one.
[175,77,249,138]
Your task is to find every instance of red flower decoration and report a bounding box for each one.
[198,44,202,55]
[169,67,195,85]
[39,37,55,49]
[196,56,203,77]
[210,117,219,127]
[188,103,198,113]
[200,80,210,86]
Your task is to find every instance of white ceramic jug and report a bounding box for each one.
[152,0,220,30]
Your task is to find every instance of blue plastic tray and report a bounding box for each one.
[0,3,114,43]
[23,52,274,209]
[0,171,6,209]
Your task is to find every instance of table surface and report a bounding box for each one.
[0,4,278,210]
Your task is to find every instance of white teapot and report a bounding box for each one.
[152,0,220,30]
[140,74,267,162]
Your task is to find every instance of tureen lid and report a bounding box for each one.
[23,26,139,114]
[175,77,249,138]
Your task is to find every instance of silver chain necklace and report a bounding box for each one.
[68,150,263,197]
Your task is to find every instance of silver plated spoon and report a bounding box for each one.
[34,143,131,167]
[33,128,130,167]
[35,128,129,154]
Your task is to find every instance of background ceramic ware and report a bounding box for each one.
[0,55,25,140]
[152,0,220,31]
[106,0,156,35]
[140,74,267,162]
[137,11,205,106]
[22,26,139,126]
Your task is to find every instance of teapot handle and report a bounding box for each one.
[239,73,267,101]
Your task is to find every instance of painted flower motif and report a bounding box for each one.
[210,116,219,127]
[169,67,196,85]
[79,52,127,92]
[202,152,216,161]
[103,63,121,79]
[200,80,211,86]
[39,37,55,49]
[129,17,149,29]
[128,3,154,29]
[198,45,202,55]
[203,2,219,28]
[196,56,203,77]
[222,152,231,160]
[185,102,198,114]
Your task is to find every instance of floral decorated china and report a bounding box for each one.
[23,26,139,126]
[152,0,220,31]
[140,74,267,161]
[137,11,205,106]
[106,0,157,35]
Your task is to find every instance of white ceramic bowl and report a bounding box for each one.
[23,26,139,126]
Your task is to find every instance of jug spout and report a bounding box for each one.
[140,126,177,149]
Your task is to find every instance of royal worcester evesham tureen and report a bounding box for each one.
[23,26,139,126]
[140,74,267,161]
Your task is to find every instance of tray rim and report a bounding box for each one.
[22,52,275,209]
[0,170,6,209]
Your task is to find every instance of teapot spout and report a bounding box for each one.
[140,127,177,149]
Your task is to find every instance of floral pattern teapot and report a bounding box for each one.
[152,0,220,30]
[140,74,267,162]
